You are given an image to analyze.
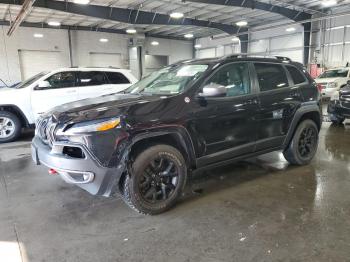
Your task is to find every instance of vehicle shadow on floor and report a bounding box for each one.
[177,151,316,210]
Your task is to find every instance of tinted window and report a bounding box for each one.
[45,72,76,89]
[106,72,130,84]
[78,71,107,86]
[287,66,306,85]
[206,63,250,97]
[254,63,289,92]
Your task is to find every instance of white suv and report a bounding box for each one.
[0,67,137,143]
[315,67,350,98]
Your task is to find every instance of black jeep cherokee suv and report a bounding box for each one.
[31,56,322,214]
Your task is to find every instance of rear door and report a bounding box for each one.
[253,62,303,151]
[31,71,78,119]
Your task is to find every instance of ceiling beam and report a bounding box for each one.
[0,0,244,35]
[185,0,312,22]
[0,19,198,41]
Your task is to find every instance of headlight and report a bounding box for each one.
[330,92,339,101]
[64,117,121,135]
[328,82,338,88]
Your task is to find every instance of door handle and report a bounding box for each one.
[291,92,301,98]
[245,99,259,105]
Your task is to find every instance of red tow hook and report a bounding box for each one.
[48,169,58,175]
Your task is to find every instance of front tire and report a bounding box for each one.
[283,120,319,165]
[122,145,187,215]
[0,111,22,143]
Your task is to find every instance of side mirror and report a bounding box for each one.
[35,80,50,90]
[199,83,226,97]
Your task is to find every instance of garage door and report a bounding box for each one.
[19,50,68,80]
[89,52,124,68]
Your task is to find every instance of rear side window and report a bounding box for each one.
[286,66,307,85]
[254,63,289,92]
[78,71,107,86]
[105,72,130,84]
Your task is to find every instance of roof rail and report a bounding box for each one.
[223,54,292,62]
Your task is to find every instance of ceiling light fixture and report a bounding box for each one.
[33,33,43,38]
[170,12,184,19]
[126,28,137,34]
[73,0,90,4]
[47,21,61,26]
[286,27,296,32]
[151,41,159,46]
[184,33,194,38]
[100,38,108,43]
[194,44,202,49]
[236,21,248,27]
[322,0,337,7]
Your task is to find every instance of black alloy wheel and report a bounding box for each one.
[138,156,179,203]
[283,119,319,165]
[122,144,187,215]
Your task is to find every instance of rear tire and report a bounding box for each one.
[122,144,187,215]
[283,120,319,165]
[0,111,22,143]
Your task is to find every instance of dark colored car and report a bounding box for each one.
[31,56,322,214]
[327,80,350,124]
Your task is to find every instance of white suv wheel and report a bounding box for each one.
[0,117,16,138]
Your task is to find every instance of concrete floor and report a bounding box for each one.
[1,121,350,262]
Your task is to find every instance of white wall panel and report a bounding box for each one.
[144,37,192,64]
[196,48,216,58]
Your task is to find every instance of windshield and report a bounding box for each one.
[318,69,349,79]
[15,71,48,89]
[125,64,209,95]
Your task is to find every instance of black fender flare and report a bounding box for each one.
[125,125,197,168]
[282,102,322,149]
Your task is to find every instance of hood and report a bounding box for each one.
[315,77,343,83]
[49,93,162,124]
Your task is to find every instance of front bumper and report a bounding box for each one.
[31,136,125,196]
[327,100,350,118]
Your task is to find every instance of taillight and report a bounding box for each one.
[316,83,322,93]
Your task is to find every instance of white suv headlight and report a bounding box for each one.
[64,117,121,135]
[328,82,338,89]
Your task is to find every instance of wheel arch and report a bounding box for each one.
[128,128,197,169]
[283,103,322,149]
[117,127,197,193]
[0,105,31,128]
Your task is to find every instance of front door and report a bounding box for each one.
[192,62,259,167]
[31,71,78,121]
[253,63,303,151]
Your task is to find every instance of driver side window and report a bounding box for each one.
[43,72,76,89]
[206,63,251,97]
